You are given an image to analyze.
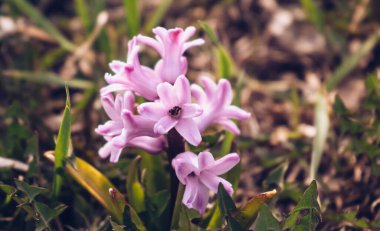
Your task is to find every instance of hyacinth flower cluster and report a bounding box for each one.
[96,26,250,214]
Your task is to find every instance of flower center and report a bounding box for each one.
[188,172,196,177]
[168,106,182,119]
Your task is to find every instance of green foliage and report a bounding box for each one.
[0,181,67,231]
[284,180,321,231]
[300,0,324,31]
[310,92,329,180]
[52,86,71,199]
[255,204,280,231]
[327,29,380,91]
[126,156,146,213]
[10,0,75,51]
[124,0,140,37]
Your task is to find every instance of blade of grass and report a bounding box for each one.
[310,92,329,180]
[143,0,172,34]
[52,86,71,199]
[10,0,75,51]
[300,0,324,31]
[327,29,380,91]
[123,0,140,37]
[74,0,91,33]
[2,70,94,89]
[44,151,125,223]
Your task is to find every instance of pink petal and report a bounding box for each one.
[154,116,178,134]
[216,80,233,107]
[138,102,166,121]
[128,136,164,153]
[112,129,128,148]
[157,82,178,108]
[100,84,130,96]
[181,104,203,118]
[172,151,199,184]
[183,38,205,52]
[190,84,207,105]
[175,118,201,146]
[182,177,197,207]
[198,152,215,170]
[100,94,119,121]
[98,141,113,159]
[174,75,191,104]
[191,181,210,214]
[122,91,135,111]
[216,119,241,135]
[199,77,217,99]
[205,153,240,175]
[137,34,163,55]
[199,172,233,195]
[109,60,126,73]
[110,148,122,163]
[180,26,196,43]
[95,121,122,136]
[223,106,251,120]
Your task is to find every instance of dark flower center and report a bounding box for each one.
[188,172,196,177]
[168,106,182,119]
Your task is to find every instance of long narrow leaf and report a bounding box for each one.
[52,86,71,198]
[44,151,125,223]
[123,0,140,37]
[10,0,75,51]
[2,70,94,89]
[327,29,380,91]
[126,156,145,212]
[143,0,173,34]
[310,92,329,180]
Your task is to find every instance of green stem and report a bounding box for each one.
[170,183,185,230]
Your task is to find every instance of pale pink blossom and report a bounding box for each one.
[100,38,161,100]
[172,151,240,214]
[191,77,251,135]
[137,26,204,83]
[138,75,203,146]
[95,92,164,162]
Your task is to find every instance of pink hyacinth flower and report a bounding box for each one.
[172,151,240,214]
[138,75,203,146]
[137,26,204,83]
[100,38,161,101]
[95,92,164,162]
[191,77,251,135]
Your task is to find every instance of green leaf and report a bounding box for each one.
[327,29,380,91]
[0,184,17,195]
[2,70,94,89]
[171,184,186,230]
[178,203,200,231]
[123,0,140,37]
[217,183,238,219]
[255,204,280,231]
[143,0,172,34]
[14,180,49,202]
[310,93,329,180]
[34,202,67,231]
[123,203,147,231]
[140,151,168,196]
[235,189,277,228]
[126,156,146,213]
[215,45,234,79]
[198,20,220,45]
[263,161,288,191]
[284,180,321,230]
[44,151,125,223]
[10,0,75,51]
[333,95,350,116]
[74,0,91,33]
[300,0,324,31]
[52,85,71,199]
